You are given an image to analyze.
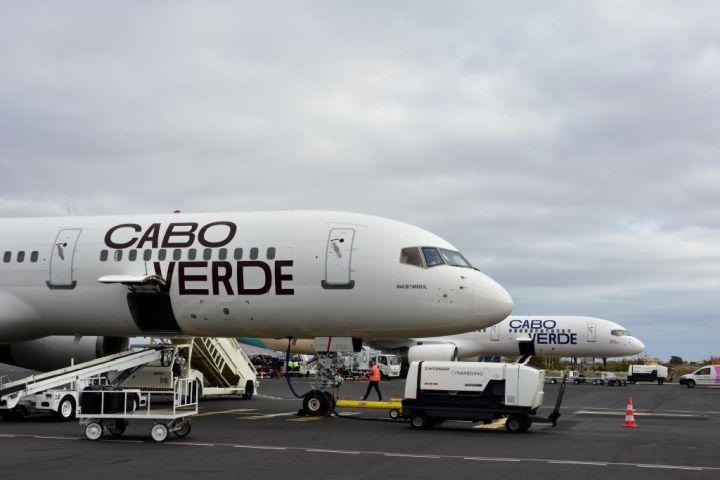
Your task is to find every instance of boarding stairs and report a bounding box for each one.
[0,348,162,410]
[178,338,257,391]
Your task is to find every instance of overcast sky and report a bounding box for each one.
[1,2,719,361]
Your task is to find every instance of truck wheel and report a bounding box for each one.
[687,379,696,388]
[151,423,169,442]
[410,412,428,430]
[242,381,254,400]
[658,379,664,385]
[505,416,524,433]
[573,379,580,385]
[550,379,557,384]
[85,422,103,441]
[592,379,597,385]
[520,417,532,432]
[173,421,192,438]
[57,396,76,420]
[108,420,127,437]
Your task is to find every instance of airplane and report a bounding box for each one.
[239,315,646,361]
[0,210,513,371]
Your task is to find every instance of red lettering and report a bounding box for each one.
[178,261,209,295]
[105,224,141,249]
[274,260,294,295]
[237,261,272,295]
[211,261,234,295]
[162,223,198,248]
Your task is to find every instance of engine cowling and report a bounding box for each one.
[407,344,458,363]
[0,336,129,372]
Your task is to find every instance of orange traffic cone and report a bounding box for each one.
[624,397,638,428]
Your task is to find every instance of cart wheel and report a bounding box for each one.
[173,421,192,438]
[505,416,524,433]
[151,423,169,443]
[108,420,127,437]
[388,409,400,419]
[85,422,103,441]
[57,396,76,421]
[410,412,428,430]
[242,380,254,400]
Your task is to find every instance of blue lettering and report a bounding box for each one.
[509,320,522,329]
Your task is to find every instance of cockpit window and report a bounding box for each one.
[439,249,472,268]
[400,247,423,268]
[611,329,631,337]
[422,247,444,267]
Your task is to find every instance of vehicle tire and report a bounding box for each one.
[108,420,127,437]
[687,379,696,388]
[410,412,428,430]
[520,417,532,432]
[303,391,330,416]
[242,381,254,400]
[592,379,597,385]
[57,396,76,421]
[505,416,524,433]
[389,409,400,419]
[550,379,557,384]
[658,379,664,385]
[573,379,580,385]
[85,422,103,441]
[151,423,169,443]
[173,421,192,438]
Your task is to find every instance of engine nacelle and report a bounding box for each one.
[407,344,459,363]
[0,336,129,372]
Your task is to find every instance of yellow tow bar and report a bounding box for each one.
[335,399,403,418]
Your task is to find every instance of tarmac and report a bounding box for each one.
[1,367,719,480]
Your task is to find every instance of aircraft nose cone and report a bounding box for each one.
[473,272,513,325]
[631,337,646,355]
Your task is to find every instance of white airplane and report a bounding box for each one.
[242,316,645,361]
[0,210,513,370]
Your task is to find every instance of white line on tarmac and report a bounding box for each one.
[636,465,703,471]
[166,442,215,447]
[464,457,521,462]
[384,453,441,459]
[306,448,360,455]
[233,445,288,450]
[548,460,608,466]
[574,410,702,418]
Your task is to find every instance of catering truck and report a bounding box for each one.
[679,365,720,388]
[627,364,670,385]
[401,361,565,433]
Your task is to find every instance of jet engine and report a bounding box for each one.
[0,336,129,372]
[407,344,459,363]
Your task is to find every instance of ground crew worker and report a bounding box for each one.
[362,359,382,401]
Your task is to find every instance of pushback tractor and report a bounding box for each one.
[400,361,566,433]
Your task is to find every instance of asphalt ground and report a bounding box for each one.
[1,369,719,480]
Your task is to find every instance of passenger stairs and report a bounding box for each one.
[0,348,162,410]
[176,338,258,397]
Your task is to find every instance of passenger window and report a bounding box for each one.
[698,368,711,375]
[17,251,25,263]
[100,250,109,262]
[203,248,213,261]
[234,248,243,260]
[422,247,444,267]
[114,250,123,262]
[399,247,423,268]
[128,250,137,261]
[143,249,152,261]
[173,249,182,261]
[158,249,167,261]
[219,248,227,260]
[267,247,276,260]
[30,251,39,262]
[188,248,197,261]
[250,248,258,260]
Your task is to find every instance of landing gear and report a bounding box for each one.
[302,390,334,416]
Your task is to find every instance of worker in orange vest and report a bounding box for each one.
[362,359,382,401]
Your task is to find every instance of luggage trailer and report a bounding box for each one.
[400,361,567,433]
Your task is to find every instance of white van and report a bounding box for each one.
[679,365,720,388]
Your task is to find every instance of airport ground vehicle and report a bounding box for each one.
[348,348,401,378]
[679,365,720,388]
[627,365,670,385]
[400,361,565,433]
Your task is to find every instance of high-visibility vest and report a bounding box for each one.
[369,365,381,382]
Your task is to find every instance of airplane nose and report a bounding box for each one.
[631,337,646,354]
[473,272,513,325]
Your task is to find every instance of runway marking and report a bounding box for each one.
[239,412,297,420]
[195,408,256,417]
[307,448,360,455]
[2,434,720,472]
[254,394,284,400]
[575,410,703,418]
[287,416,327,422]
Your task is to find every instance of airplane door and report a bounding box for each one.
[47,229,82,289]
[587,322,597,342]
[322,228,355,289]
[491,325,500,341]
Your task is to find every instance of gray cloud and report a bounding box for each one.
[1,1,719,360]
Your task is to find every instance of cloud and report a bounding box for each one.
[1,1,719,360]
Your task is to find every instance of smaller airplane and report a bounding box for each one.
[238,315,646,362]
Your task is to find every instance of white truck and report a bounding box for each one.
[348,348,402,379]
[627,364,670,385]
[401,361,565,433]
[679,365,720,388]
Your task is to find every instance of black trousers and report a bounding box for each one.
[363,381,382,401]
